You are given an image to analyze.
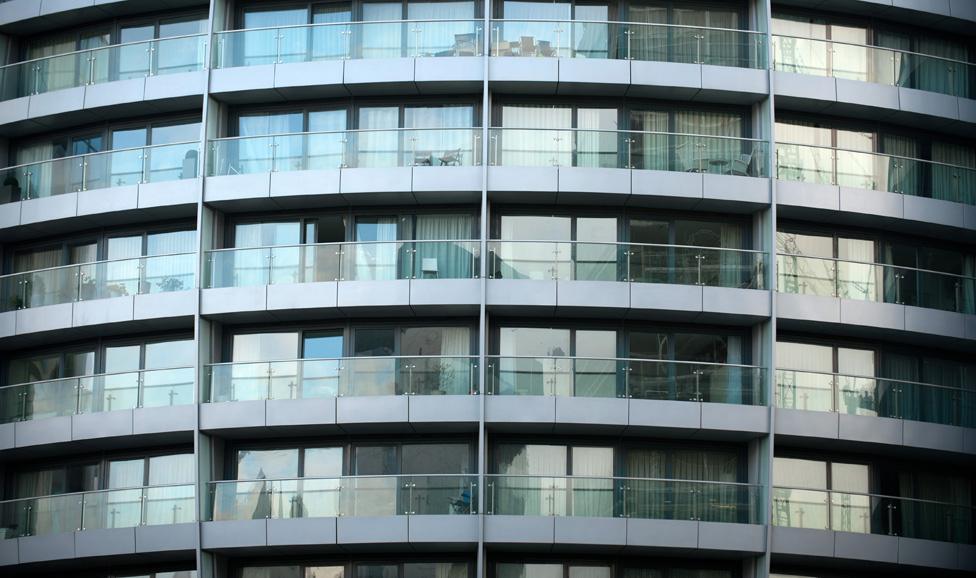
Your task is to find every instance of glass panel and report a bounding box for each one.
[237,449,299,479]
[108,458,145,488]
[402,443,469,474]
[304,447,343,477]
[773,457,827,490]
[118,25,155,80]
[353,445,397,475]
[232,332,299,362]
[149,453,195,485]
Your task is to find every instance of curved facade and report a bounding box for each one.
[0,2,973,578]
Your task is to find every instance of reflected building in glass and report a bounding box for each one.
[0,1,973,578]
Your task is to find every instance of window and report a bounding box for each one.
[772,456,870,533]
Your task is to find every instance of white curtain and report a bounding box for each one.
[674,111,743,175]
[500,105,572,167]
[414,214,475,278]
[931,141,976,205]
[404,105,474,166]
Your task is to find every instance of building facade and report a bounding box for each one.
[0,1,973,577]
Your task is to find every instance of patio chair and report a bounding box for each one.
[438,148,462,166]
[730,152,753,176]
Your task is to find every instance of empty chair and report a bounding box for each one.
[730,152,753,176]
[439,148,462,166]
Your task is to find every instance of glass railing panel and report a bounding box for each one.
[774,369,833,412]
[0,378,80,423]
[772,487,829,530]
[213,21,483,68]
[775,143,976,205]
[13,493,85,537]
[0,35,206,102]
[0,142,199,204]
[298,358,342,399]
[341,357,398,396]
[206,247,271,288]
[210,479,270,521]
[489,241,764,288]
[144,484,195,526]
[79,372,139,414]
[409,240,480,280]
[208,476,478,521]
[487,357,572,396]
[773,35,975,98]
[773,488,975,544]
[775,369,975,428]
[1,265,79,310]
[777,254,975,314]
[487,476,760,522]
[487,128,767,176]
[81,488,144,530]
[208,129,480,175]
[399,475,478,515]
[205,357,478,402]
[776,254,836,297]
[139,367,196,408]
[340,241,403,281]
[342,476,398,516]
[490,21,764,68]
[399,356,479,395]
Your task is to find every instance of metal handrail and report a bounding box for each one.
[0,140,199,173]
[776,252,976,282]
[774,367,973,394]
[772,33,975,69]
[775,141,976,174]
[0,251,195,281]
[0,366,194,391]
[0,33,207,70]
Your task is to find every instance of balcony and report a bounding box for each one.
[0,253,197,343]
[483,475,764,553]
[771,35,976,129]
[0,141,200,237]
[487,356,764,402]
[487,241,768,320]
[204,129,482,205]
[489,241,763,287]
[0,367,194,424]
[209,20,484,98]
[201,475,478,550]
[773,35,974,99]
[489,128,766,175]
[0,483,195,539]
[490,20,765,68]
[773,487,973,545]
[201,241,479,319]
[214,20,483,67]
[0,483,196,566]
[776,369,974,429]
[486,129,769,207]
[484,357,768,436]
[487,20,767,100]
[1,253,195,312]
[200,356,479,433]
[0,35,207,129]
[776,253,974,315]
[2,141,200,204]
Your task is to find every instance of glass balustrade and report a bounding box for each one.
[776,253,975,314]
[488,241,765,289]
[774,369,975,428]
[205,356,479,402]
[0,34,207,102]
[486,356,765,405]
[208,475,478,520]
[0,367,195,424]
[204,240,479,287]
[207,128,481,175]
[0,484,195,539]
[488,128,768,176]
[772,487,974,544]
[485,475,760,523]
[0,141,200,204]
[775,142,976,206]
[490,20,765,68]
[772,35,975,99]
[0,253,196,312]
[213,20,484,68]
